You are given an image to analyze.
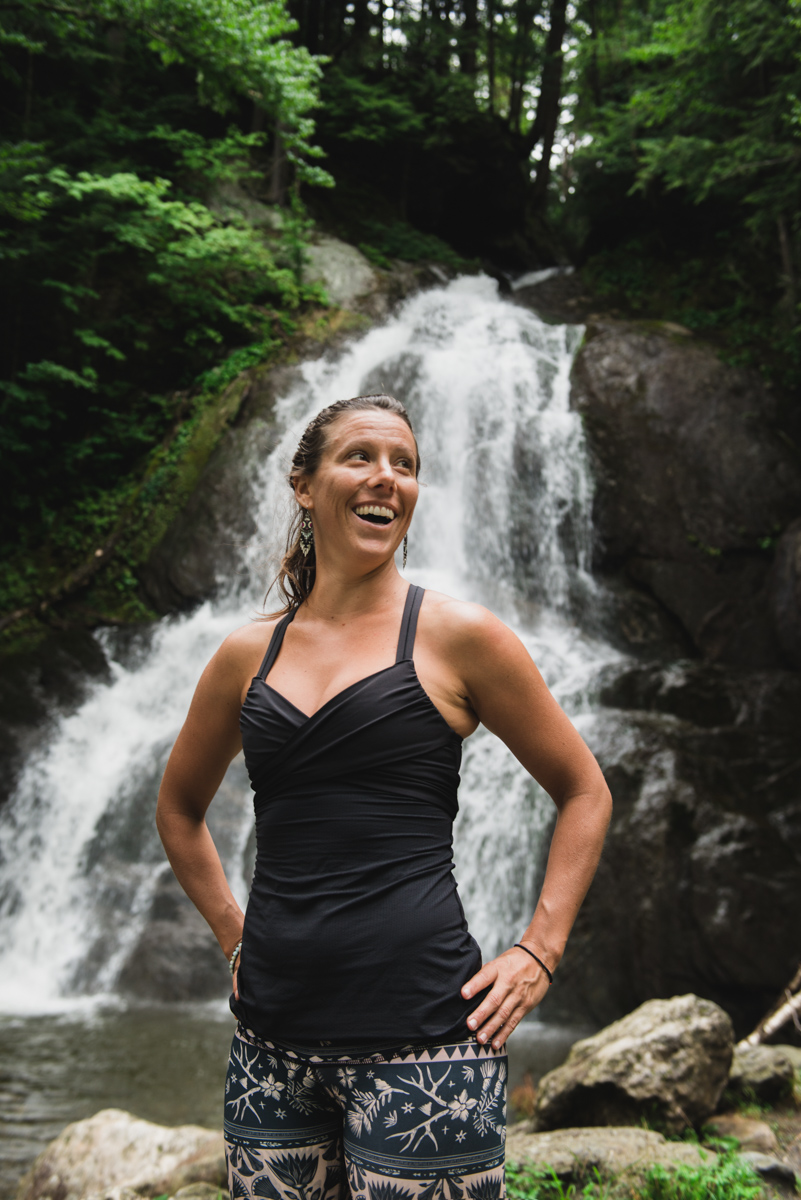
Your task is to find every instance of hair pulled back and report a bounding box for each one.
[267,393,419,616]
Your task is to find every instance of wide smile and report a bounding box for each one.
[353,504,397,526]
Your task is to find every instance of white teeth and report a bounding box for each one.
[354,505,396,520]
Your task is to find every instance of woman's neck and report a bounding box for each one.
[301,557,407,624]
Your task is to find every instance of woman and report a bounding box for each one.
[156,393,611,1200]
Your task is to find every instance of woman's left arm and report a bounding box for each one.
[452,606,613,1050]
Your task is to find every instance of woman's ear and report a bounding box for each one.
[293,474,312,508]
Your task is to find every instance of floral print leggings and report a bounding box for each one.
[225,1024,507,1200]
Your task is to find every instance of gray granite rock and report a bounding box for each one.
[16,1109,223,1200]
[533,995,733,1134]
[728,1044,797,1104]
[704,1113,779,1155]
[542,664,801,1033]
[302,235,378,307]
[505,1125,715,1180]
[570,317,801,668]
[738,1151,797,1187]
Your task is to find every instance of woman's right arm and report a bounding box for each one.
[156,631,255,993]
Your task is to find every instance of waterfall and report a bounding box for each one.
[0,275,622,1011]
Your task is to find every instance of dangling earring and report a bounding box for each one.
[299,509,314,559]
[403,534,408,570]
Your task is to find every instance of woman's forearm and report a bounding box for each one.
[156,806,244,960]
[519,784,612,971]
[461,781,611,1048]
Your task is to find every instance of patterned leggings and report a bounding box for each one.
[225,1024,507,1200]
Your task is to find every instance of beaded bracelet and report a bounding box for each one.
[513,942,553,984]
[228,939,243,976]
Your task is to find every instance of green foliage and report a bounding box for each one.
[0,0,328,175]
[642,1154,763,1200]
[321,68,425,144]
[507,1162,611,1200]
[562,0,801,393]
[0,0,333,637]
[506,1152,764,1200]
[358,220,476,270]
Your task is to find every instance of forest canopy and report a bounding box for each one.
[1,0,799,645]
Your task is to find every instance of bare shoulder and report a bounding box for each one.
[220,617,280,659]
[203,617,281,687]
[420,590,524,662]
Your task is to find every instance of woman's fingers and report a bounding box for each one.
[232,947,242,1001]
[478,998,531,1049]
[465,949,550,1048]
[461,962,497,1000]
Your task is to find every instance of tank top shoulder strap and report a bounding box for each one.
[395,584,425,663]
[256,608,298,680]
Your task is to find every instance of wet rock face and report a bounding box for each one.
[541,660,801,1034]
[114,876,231,1002]
[139,367,288,614]
[533,994,733,1134]
[770,518,801,669]
[0,630,112,811]
[570,319,801,667]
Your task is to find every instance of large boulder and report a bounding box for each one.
[302,234,378,307]
[539,660,801,1033]
[16,1109,224,1200]
[533,995,733,1134]
[505,1125,714,1181]
[570,318,801,668]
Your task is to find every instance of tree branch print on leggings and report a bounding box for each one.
[224,1026,506,1200]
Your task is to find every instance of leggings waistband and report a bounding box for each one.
[234,1021,505,1066]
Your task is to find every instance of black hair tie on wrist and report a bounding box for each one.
[514,943,554,985]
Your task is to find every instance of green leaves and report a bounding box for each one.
[0,0,331,583]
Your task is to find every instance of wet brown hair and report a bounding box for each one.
[266,393,420,616]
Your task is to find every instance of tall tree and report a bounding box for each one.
[527,0,568,203]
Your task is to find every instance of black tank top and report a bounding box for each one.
[232,584,484,1044]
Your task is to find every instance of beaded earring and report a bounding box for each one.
[403,534,408,570]
[299,509,314,559]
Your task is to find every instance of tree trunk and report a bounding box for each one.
[105,24,126,103]
[587,0,602,107]
[778,213,797,320]
[527,0,568,206]
[487,0,496,114]
[737,964,801,1049]
[738,964,801,1051]
[269,122,288,207]
[509,0,543,133]
[23,50,34,135]
[306,0,322,52]
[459,0,478,76]
[346,0,370,60]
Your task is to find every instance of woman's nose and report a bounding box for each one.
[370,456,395,487]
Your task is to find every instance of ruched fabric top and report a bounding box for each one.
[231,584,484,1044]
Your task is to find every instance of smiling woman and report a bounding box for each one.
[155,391,612,1200]
[270,394,420,617]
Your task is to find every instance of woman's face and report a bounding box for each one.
[295,410,419,572]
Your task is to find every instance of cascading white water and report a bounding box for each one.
[0,275,623,1011]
